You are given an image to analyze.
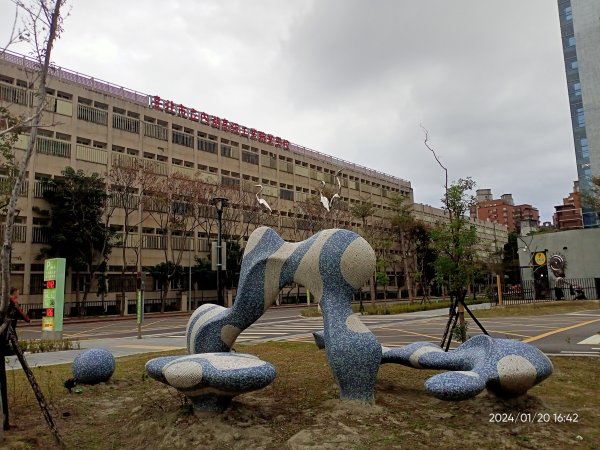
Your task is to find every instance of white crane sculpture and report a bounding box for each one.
[255,184,272,212]
[318,169,343,212]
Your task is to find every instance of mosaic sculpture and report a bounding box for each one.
[146,226,380,408]
[72,348,115,384]
[147,226,553,410]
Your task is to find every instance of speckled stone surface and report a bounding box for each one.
[146,353,276,412]
[148,227,379,404]
[381,335,553,400]
[72,348,115,384]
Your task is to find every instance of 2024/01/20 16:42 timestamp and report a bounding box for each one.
[489,413,579,423]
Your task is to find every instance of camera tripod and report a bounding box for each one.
[440,295,489,351]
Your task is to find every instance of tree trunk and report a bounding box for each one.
[370,275,376,304]
[399,231,413,302]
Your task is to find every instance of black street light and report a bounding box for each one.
[210,197,229,306]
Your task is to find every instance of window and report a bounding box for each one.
[280,189,294,201]
[565,6,572,21]
[242,150,258,165]
[580,138,589,158]
[576,107,585,128]
[568,36,576,47]
[198,139,217,154]
[572,82,581,97]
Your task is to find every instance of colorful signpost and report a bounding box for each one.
[41,258,66,339]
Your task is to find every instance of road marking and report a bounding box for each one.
[378,327,441,341]
[568,313,600,317]
[578,334,600,345]
[486,330,532,338]
[522,318,600,343]
[559,351,599,355]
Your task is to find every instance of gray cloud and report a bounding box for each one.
[0,0,576,221]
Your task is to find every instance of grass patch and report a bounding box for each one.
[3,342,598,449]
[16,338,81,354]
[477,300,600,318]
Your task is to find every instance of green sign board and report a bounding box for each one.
[42,258,66,333]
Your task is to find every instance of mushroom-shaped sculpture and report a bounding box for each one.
[72,348,116,385]
[145,353,276,412]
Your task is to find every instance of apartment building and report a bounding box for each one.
[0,51,412,303]
[553,181,584,230]
[471,190,540,233]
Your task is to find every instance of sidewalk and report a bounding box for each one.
[5,303,492,371]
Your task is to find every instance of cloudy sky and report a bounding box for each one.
[1,0,575,222]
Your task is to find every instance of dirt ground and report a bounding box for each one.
[3,342,599,450]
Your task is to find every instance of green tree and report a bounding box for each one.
[41,167,115,309]
[580,176,600,220]
[430,178,479,341]
[148,261,184,301]
[409,222,437,300]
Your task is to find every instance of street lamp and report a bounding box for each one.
[210,197,229,306]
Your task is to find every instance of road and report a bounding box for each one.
[16,305,600,357]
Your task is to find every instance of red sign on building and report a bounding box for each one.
[149,96,290,150]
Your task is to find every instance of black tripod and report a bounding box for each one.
[440,293,489,351]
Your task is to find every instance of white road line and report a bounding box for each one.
[577,335,600,345]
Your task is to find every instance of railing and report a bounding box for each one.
[77,104,108,125]
[171,236,193,250]
[109,193,140,209]
[493,278,599,305]
[144,122,168,140]
[0,49,148,105]
[114,232,139,248]
[36,136,71,158]
[172,130,194,148]
[76,144,108,165]
[171,165,197,178]
[113,114,140,134]
[111,152,138,169]
[31,226,48,244]
[0,81,30,105]
[0,176,28,196]
[142,234,166,249]
[0,224,26,242]
[143,159,168,176]
[34,179,53,198]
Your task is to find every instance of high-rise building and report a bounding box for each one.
[557,0,600,227]
[553,181,584,230]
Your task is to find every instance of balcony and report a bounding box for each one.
[142,234,166,249]
[143,159,169,176]
[76,144,108,165]
[144,122,168,141]
[77,104,108,125]
[112,114,140,134]
[34,179,53,198]
[0,82,30,106]
[112,152,138,169]
[36,136,71,158]
[0,224,27,242]
[31,226,48,244]
[172,130,194,148]
[0,176,28,197]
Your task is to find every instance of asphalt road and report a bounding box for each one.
[15,305,600,357]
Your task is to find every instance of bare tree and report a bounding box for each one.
[0,2,68,446]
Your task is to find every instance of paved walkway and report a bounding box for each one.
[5,303,492,370]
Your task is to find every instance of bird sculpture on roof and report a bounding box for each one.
[255,184,272,212]
[318,169,343,212]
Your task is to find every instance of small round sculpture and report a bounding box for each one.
[72,348,116,384]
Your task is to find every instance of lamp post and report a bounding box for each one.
[210,197,229,306]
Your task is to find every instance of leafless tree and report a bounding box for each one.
[0,2,68,447]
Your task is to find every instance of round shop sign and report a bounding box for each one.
[534,252,547,266]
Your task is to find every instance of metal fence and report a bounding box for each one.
[493,278,600,306]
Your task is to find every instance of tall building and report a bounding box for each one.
[553,180,583,229]
[557,0,600,227]
[0,50,413,304]
[471,190,540,233]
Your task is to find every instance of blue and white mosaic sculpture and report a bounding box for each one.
[380,336,553,400]
[72,348,115,384]
[147,226,553,409]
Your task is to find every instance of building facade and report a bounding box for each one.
[553,181,584,229]
[412,203,509,256]
[557,0,600,227]
[1,51,413,304]
[471,190,539,233]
